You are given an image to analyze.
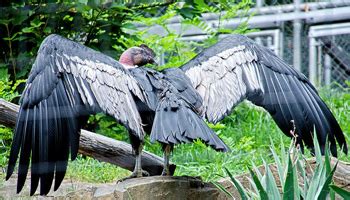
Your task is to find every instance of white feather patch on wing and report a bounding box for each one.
[184,45,264,123]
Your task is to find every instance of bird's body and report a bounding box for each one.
[6,34,347,195]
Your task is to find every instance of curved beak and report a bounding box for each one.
[150,57,159,66]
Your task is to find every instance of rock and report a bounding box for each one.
[1,175,229,200]
[93,184,116,199]
[113,176,224,200]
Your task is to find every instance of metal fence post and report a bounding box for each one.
[293,0,302,72]
[324,54,332,85]
[256,0,265,8]
[317,44,322,85]
[309,37,317,86]
[255,36,263,46]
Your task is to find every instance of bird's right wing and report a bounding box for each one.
[181,34,347,157]
[6,34,146,195]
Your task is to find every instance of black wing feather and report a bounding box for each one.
[6,34,146,195]
[181,34,347,156]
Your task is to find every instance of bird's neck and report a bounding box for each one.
[119,51,137,69]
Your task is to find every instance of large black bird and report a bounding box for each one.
[6,34,347,195]
[6,34,228,195]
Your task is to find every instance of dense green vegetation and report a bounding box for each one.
[0,0,349,189]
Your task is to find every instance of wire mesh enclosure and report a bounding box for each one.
[167,1,350,87]
[308,23,350,87]
[247,0,350,87]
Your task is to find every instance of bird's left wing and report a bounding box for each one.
[6,34,146,195]
[181,34,347,156]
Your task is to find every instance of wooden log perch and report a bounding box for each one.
[0,98,175,176]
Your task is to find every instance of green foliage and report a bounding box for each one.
[0,125,13,167]
[329,185,350,199]
[0,69,25,167]
[249,168,268,200]
[66,155,130,183]
[218,133,349,199]
[87,113,129,141]
[0,68,26,102]
[225,167,248,200]
[1,1,134,79]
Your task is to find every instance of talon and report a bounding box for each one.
[161,169,171,176]
[117,169,149,183]
[142,170,150,177]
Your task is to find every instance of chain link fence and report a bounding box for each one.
[308,23,350,87]
[248,0,350,87]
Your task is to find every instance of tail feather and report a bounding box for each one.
[151,91,229,152]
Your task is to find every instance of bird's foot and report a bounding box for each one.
[117,170,149,183]
[161,168,171,176]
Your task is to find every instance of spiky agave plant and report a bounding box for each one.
[216,133,350,199]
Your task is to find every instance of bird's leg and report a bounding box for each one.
[117,136,149,183]
[161,144,172,176]
[132,143,149,177]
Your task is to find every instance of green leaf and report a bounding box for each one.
[87,0,101,8]
[317,162,338,200]
[63,15,74,21]
[313,128,322,162]
[306,163,325,199]
[270,138,284,184]
[194,0,210,10]
[22,27,33,33]
[330,185,350,199]
[212,182,233,198]
[293,166,300,200]
[280,136,287,165]
[224,168,248,200]
[324,138,331,175]
[296,150,308,197]
[30,18,44,28]
[249,168,268,200]
[264,160,281,199]
[283,155,294,200]
[12,10,30,25]
[251,161,263,180]
[0,19,11,25]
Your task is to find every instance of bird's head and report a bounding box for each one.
[119,44,156,68]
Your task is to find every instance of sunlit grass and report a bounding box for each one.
[66,155,130,183]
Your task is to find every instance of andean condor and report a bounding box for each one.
[6,34,347,195]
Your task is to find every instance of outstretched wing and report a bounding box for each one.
[6,34,146,195]
[181,34,347,156]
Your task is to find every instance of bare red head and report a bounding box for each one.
[119,44,156,68]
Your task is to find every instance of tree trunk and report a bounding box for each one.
[0,98,175,176]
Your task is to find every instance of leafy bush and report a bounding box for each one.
[218,134,350,199]
[0,70,25,167]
